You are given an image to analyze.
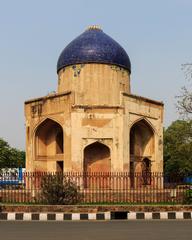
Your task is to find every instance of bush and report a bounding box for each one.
[183,188,192,204]
[41,174,81,205]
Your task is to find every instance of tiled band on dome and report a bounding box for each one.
[0,212,191,221]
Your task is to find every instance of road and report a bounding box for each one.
[0,221,191,240]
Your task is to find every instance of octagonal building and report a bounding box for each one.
[25,26,164,174]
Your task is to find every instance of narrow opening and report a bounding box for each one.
[130,162,134,188]
[56,161,64,173]
[143,158,151,172]
[142,158,151,185]
[56,130,63,154]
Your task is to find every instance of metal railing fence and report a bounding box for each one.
[0,172,191,204]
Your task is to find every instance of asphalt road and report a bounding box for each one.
[0,221,191,240]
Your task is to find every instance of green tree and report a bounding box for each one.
[0,138,25,169]
[164,120,192,175]
[0,138,10,169]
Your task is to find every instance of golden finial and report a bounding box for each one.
[87,25,102,31]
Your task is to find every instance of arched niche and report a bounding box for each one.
[130,119,154,175]
[35,118,64,158]
[84,142,111,172]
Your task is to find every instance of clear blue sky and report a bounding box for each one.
[0,0,191,150]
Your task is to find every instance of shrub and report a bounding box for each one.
[183,188,192,204]
[41,174,81,205]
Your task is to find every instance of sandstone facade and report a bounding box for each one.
[25,27,164,175]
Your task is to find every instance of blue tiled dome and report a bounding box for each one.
[57,26,131,73]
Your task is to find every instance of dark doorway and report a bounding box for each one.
[130,162,135,188]
[56,130,64,154]
[142,158,151,185]
[56,161,64,173]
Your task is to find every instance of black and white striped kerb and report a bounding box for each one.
[0,212,191,221]
[0,212,110,221]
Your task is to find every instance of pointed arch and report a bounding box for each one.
[130,117,156,134]
[83,141,111,173]
[130,118,154,177]
[33,117,63,136]
[34,118,64,158]
[83,140,112,152]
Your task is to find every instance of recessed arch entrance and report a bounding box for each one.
[84,142,111,172]
[83,141,111,188]
[130,119,154,186]
[35,118,64,172]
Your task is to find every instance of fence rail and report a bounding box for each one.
[0,172,191,204]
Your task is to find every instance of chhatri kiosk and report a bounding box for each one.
[25,26,164,177]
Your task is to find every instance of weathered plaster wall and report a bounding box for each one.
[58,63,130,105]
[25,63,164,174]
[70,107,124,172]
[25,92,72,172]
[122,93,164,172]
